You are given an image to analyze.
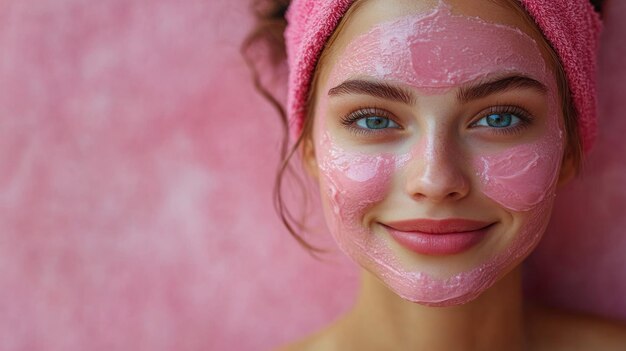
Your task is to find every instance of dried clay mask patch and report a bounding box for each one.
[314,1,564,305]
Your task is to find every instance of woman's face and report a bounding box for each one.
[303,0,571,306]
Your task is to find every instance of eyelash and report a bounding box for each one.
[469,105,534,136]
[339,106,401,136]
[339,105,534,137]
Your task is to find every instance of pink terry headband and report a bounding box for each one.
[284,0,602,153]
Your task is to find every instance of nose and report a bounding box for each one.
[404,134,470,203]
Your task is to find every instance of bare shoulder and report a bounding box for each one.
[527,304,626,351]
[272,322,342,351]
[273,334,329,351]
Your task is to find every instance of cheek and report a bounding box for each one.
[316,133,396,233]
[473,140,563,212]
[473,91,565,212]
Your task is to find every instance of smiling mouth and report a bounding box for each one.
[380,219,495,256]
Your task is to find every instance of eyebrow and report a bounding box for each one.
[328,75,547,105]
[457,75,547,102]
[328,79,416,105]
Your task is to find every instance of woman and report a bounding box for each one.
[244,0,626,349]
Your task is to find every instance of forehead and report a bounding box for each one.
[318,0,553,90]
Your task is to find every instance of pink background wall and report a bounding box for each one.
[0,1,623,350]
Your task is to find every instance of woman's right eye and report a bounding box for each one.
[340,108,401,135]
[355,116,400,130]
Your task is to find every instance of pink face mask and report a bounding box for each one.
[313,2,565,306]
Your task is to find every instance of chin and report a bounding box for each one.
[375,266,504,307]
[389,273,502,307]
[359,233,536,308]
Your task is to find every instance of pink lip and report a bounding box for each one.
[382,218,493,256]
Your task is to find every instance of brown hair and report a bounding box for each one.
[242,0,595,255]
[242,0,369,256]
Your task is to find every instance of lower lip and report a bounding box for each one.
[383,224,491,256]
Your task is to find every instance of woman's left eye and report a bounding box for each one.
[470,106,533,135]
[474,113,522,128]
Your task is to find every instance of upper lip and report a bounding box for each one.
[382,218,493,234]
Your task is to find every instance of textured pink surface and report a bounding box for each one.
[526,0,626,317]
[0,1,355,350]
[518,0,601,153]
[284,0,354,142]
[0,1,623,350]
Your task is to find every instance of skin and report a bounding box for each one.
[313,0,563,307]
[278,0,626,350]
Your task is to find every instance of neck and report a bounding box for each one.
[341,267,527,351]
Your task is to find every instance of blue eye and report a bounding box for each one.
[470,106,534,136]
[475,113,521,128]
[340,108,402,135]
[355,116,400,130]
